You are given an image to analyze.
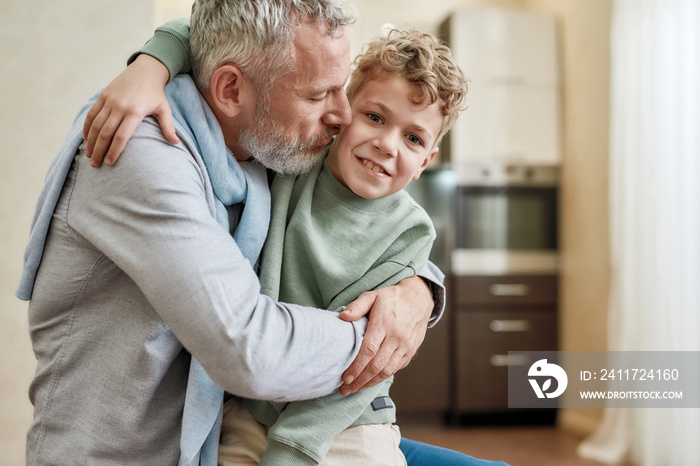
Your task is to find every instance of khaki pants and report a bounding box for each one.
[218,399,407,466]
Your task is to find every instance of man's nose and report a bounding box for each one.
[322,91,351,127]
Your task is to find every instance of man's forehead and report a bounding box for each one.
[290,22,351,86]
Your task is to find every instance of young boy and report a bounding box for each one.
[216,29,468,465]
[88,26,470,466]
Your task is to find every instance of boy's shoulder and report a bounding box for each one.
[396,189,430,215]
[391,190,435,234]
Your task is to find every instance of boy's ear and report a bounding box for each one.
[413,147,439,180]
[209,64,254,118]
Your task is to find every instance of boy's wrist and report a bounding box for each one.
[128,54,170,87]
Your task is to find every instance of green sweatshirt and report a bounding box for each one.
[249,155,435,465]
[128,17,191,79]
[134,22,436,465]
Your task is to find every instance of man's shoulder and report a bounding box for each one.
[72,117,210,209]
[118,117,205,181]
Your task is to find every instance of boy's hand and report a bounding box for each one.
[83,54,179,167]
[338,275,432,395]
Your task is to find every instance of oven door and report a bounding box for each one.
[452,185,558,275]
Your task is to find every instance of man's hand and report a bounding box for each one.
[82,54,179,167]
[338,275,433,395]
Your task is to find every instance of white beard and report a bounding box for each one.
[239,119,331,176]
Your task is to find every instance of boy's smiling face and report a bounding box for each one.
[326,75,443,199]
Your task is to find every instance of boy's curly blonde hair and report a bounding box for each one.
[345,29,469,146]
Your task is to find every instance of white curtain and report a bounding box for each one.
[577,0,700,464]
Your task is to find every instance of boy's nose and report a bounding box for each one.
[373,131,400,158]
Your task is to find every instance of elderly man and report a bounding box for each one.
[19,1,447,465]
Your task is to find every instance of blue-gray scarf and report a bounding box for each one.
[166,75,270,466]
[17,75,271,466]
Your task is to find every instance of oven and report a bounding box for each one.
[451,162,559,276]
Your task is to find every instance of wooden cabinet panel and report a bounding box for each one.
[454,309,557,411]
[453,275,558,306]
[391,313,450,413]
[391,274,559,420]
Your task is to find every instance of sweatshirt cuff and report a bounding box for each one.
[417,261,446,327]
[128,30,191,81]
[259,438,318,466]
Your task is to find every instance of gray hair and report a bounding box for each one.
[190,0,356,97]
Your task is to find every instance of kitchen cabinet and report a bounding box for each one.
[390,309,450,422]
[448,275,558,416]
[389,274,558,424]
[439,9,562,166]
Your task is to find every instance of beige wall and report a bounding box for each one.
[0,1,157,463]
[156,0,194,27]
[350,0,520,58]
[521,0,612,436]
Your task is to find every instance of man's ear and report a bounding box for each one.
[413,147,438,180]
[209,64,255,118]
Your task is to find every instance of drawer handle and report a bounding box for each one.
[489,319,531,332]
[489,283,530,297]
[489,354,530,367]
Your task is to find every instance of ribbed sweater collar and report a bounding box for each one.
[318,157,404,213]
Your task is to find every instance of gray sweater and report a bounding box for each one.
[25,118,369,465]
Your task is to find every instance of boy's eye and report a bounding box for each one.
[367,113,383,124]
[406,134,423,145]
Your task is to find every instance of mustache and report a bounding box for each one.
[311,127,340,145]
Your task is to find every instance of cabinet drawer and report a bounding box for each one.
[458,310,557,353]
[451,275,557,306]
[454,310,557,411]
